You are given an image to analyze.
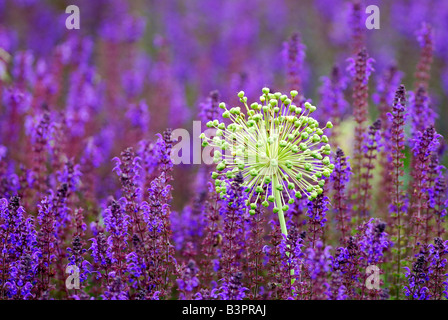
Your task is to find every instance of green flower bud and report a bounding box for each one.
[247,120,255,127]
[290,90,298,98]
[237,90,245,98]
[230,107,240,115]
[217,162,226,171]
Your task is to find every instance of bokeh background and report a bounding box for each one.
[0,0,447,210]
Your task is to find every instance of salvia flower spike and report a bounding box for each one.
[201,88,333,236]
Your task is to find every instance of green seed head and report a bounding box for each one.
[201,88,333,213]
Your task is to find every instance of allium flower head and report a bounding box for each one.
[201,88,333,235]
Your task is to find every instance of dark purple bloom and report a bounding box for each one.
[306,193,329,247]
[358,219,391,265]
[176,259,200,300]
[404,251,430,300]
[331,148,352,240]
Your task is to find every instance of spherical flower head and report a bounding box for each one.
[201,88,334,212]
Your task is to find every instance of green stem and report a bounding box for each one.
[273,175,295,290]
[273,176,288,237]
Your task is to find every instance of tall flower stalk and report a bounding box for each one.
[331,148,352,242]
[414,23,433,91]
[347,48,374,217]
[359,119,382,217]
[410,126,441,248]
[387,84,408,299]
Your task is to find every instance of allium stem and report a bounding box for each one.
[273,175,296,288]
[273,175,288,237]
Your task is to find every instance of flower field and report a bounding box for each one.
[0,0,447,300]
